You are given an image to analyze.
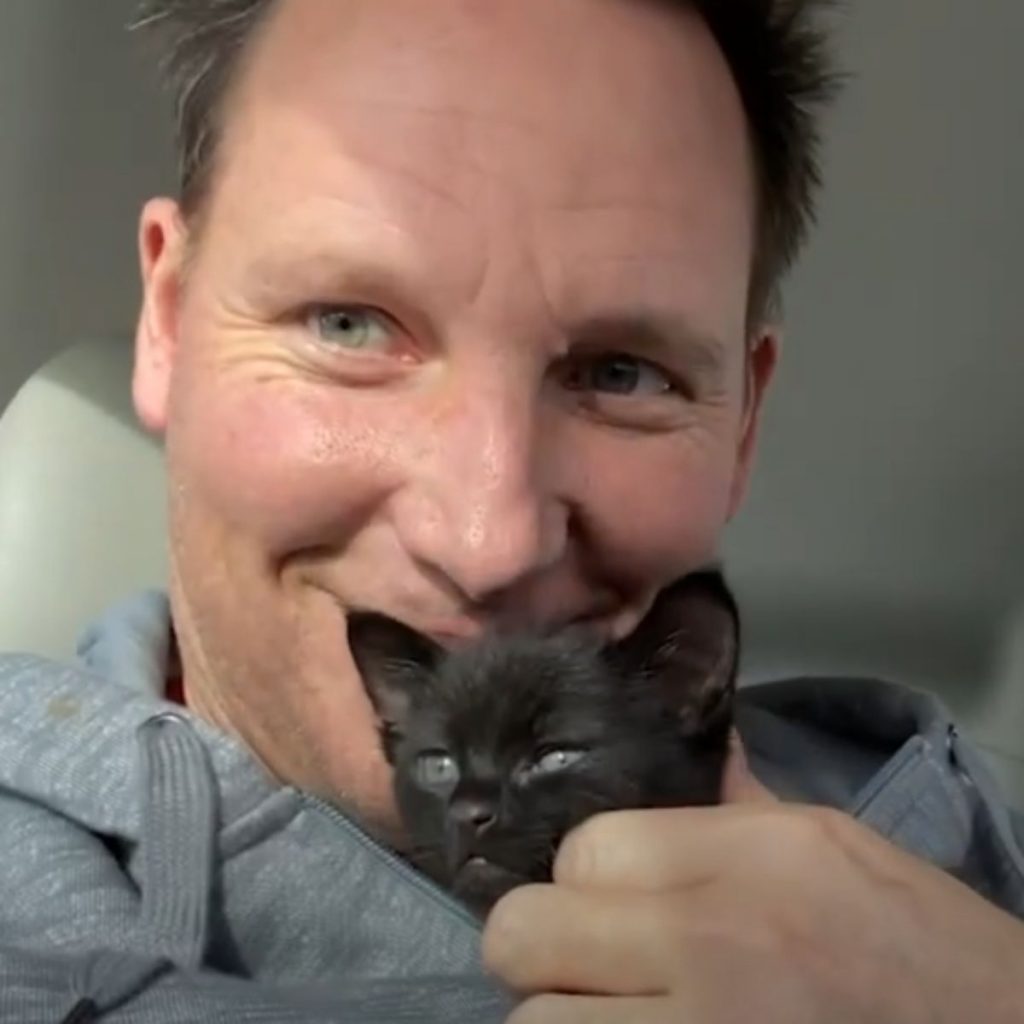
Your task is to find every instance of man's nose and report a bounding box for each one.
[394,386,569,605]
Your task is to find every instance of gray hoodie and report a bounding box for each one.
[0,590,1022,1023]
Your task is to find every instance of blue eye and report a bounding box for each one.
[307,305,392,351]
[563,355,672,397]
[531,748,587,777]
[415,751,460,788]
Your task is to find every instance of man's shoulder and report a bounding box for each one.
[0,648,70,677]
[736,673,949,807]
[0,647,94,684]
[0,586,175,719]
[0,647,157,735]
[738,674,1024,919]
[0,649,159,819]
[0,650,118,738]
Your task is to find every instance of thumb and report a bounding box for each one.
[721,728,778,805]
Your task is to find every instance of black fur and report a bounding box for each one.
[348,570,739,915]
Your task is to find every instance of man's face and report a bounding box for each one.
[134,0,774,832]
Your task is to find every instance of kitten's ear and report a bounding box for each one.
[607,570,739,739]
[346,612,443,733]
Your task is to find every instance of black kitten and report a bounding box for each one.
[347,570,739,915]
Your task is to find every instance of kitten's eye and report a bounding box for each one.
[531,748,587,776]
[415,751,460,788]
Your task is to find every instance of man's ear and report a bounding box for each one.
[133,198,189,436]
[606,570,740,739]
[728,327,779,519]
[346,612,444,737]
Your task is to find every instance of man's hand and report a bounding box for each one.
[481,733,1024,1023]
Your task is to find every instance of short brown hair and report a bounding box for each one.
[134,0,841,317]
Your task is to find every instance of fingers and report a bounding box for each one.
[507,993,671,1024]
[545,733,777,892]
[551,804,742,890]
[552,802,843,891]
[482,883,673,996]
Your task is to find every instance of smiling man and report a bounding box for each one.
[138,0,771,836]
[1,1,1023,1022]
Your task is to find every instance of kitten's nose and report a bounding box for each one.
[449,796,497,836]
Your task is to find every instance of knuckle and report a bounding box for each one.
[777,805,845,854]
[803,804,851,842]
[553,812,613,883]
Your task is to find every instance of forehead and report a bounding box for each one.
[205,0,755,324]
[236,0,749,186]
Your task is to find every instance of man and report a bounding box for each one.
[1,0,1022,1021]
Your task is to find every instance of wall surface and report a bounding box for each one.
[724,0,1024,699]
[0,0,172,409]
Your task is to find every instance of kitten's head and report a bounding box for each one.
[347,570,738,914]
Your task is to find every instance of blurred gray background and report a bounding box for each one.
[0,1,172,402]
[0,3,1021,787]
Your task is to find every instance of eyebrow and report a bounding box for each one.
[565,312,728,376]
[233,195,421,299]
[239,247,413,306]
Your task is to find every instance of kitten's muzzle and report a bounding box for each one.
[452,858,525,916]
[450,796,498,835]
[447,794,501,878]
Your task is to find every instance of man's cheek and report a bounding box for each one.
[628,485,728,578]
[174,382,402,551]
[585,442,735,580]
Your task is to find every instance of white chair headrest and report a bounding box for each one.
[0,339,167,659]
